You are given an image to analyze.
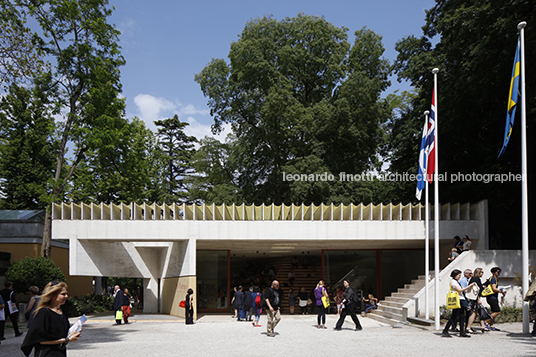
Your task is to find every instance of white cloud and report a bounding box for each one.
[131,93,230,142]
[133,94,178,128]
[184,117,232,144]
[180,103,209,116]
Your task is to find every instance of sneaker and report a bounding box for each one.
[252,322,255,326]
[490,326,501,331]
[441,332,451,338]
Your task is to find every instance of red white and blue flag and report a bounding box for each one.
[415,116,428,200]
[425,89,436,183]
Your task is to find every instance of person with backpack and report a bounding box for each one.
[264,280,281,337]
[244,286,254,322]
[334,280,363,331]
[251,286,262,327]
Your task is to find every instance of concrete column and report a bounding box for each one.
[94,276,103,295]
[143,277,159,313]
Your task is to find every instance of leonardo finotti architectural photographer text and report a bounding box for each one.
[282,172,524,184]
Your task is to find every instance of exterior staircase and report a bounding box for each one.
[366,272,434,325]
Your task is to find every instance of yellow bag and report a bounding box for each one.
[446,282,461,310]
[321,296,330,308]
[115,310,123,320]
[481,277,495,297]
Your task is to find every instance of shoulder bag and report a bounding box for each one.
[481,277,495,297]
[446,281,461,309]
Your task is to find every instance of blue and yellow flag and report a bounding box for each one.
[498,38,521,157]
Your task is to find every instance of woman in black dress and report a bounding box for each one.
[21,281,81,356]
[185,288,194,324]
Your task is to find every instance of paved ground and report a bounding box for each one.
[2,312,535,356]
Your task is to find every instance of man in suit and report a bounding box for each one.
[113,285,123,325]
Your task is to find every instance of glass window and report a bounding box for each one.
[197,251,228,310]
[324,250,377,297]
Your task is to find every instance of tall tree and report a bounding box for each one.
[392,0,536,248]
[0,1,46,86]
[0,84,57,209]
[14,0,126,257]
[67,117,163,204]
[155,115,197,203]
[195,15,391,205]
[188,136,242,205]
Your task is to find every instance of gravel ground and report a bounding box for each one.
[2,314,535,357]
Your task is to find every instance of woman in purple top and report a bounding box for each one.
[314,280,329,329]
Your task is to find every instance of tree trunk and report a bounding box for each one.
[41,210,52,258]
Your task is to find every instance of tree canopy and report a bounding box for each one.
[195,14,391,205]
[391,0,536,248]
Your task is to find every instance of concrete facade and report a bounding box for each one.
[51,200,489,317]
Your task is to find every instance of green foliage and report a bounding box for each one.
[0,84,58,209]
[67,117,162,204]
[391,0,536,248]
[6,256,65,293]
[188,136,243,205]
[0,1,46,86]
[195,15,391,205]
[64,294,113,317]
[155,115,197,204]
[439,305,452,320]
[440,305,536,323]
[106,277,142,294]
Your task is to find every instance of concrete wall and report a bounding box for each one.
[404,250,536,319]
[164,276,196,319]
[66,236,196,313]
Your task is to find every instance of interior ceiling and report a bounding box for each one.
[196,239,428,258]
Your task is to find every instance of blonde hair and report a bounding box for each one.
[34,281,68,316]
[473,267,483,277]
[316,280,325,289]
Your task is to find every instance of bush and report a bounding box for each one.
[440,305,452,320]
[441,305,536,323]
[6,256,66,293]
[64,294,114,317]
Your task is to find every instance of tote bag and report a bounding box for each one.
[115,310,123,320]
[446,281,461,310]
[321,296,330,308]
[481,277,495,297]
[8,291,18,314]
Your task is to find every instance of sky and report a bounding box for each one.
[108,0,437,140]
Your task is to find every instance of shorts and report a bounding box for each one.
[487,297,500,313]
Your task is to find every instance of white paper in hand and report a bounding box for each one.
[68,314,87,336]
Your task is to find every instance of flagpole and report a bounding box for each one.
[424,110,430,321]
[432,68,440,330]
[517,21,530,335]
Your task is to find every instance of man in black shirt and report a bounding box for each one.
[264,280,281,337]
[334,280,363,331]
[0,281,22,338]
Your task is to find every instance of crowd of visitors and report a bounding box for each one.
[442,266,508,338]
